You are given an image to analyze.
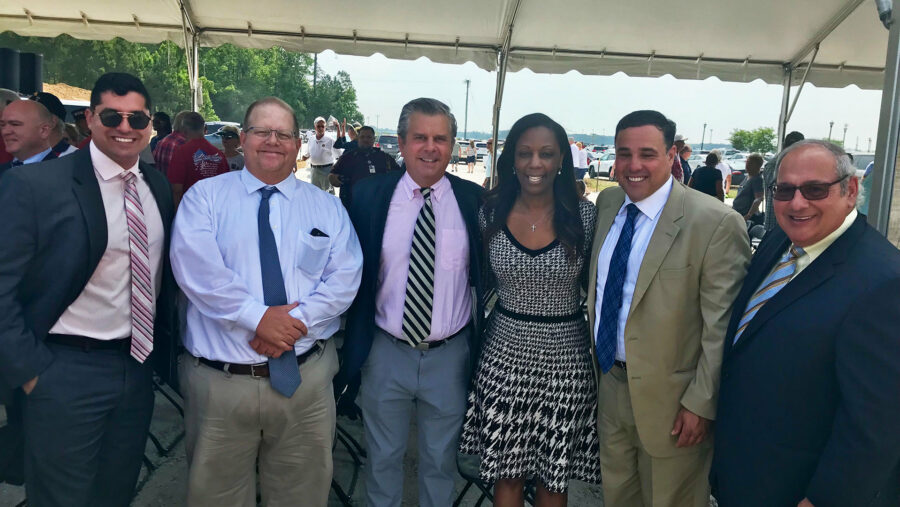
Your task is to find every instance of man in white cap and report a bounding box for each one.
[302,116,342,193]
[672,134,687,182]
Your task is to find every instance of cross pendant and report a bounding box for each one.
[531,224,536,232]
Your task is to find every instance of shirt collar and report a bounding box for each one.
[798,209,858,263]
[240,168,298,200]
[622,175,673,221]
[399,171,450,202]
[17,147,53,165]
[89,141,141,181]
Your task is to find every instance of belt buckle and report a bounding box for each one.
[414,342,430,351]
[249,362,266,378]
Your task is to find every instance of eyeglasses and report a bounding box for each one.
[96,109,151,130]
[770,175,848,201]
[244,127,296,142]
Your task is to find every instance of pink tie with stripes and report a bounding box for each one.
[123,172,153,362]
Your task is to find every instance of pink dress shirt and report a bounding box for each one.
[375,172,472,341]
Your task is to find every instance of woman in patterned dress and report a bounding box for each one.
[459,113,601,506]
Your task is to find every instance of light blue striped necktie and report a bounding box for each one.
[734,245,804,343]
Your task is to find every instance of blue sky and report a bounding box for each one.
[316,50,883,151]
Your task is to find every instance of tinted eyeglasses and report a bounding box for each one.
[96,109,152,130]
[770,175,848,201]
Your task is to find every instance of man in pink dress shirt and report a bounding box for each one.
[335,98,486,507]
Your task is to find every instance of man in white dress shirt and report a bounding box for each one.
[302,116,342,193]
[170,97,363,506]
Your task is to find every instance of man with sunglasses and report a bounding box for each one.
[0,72,177,507]
[712,140,900,507]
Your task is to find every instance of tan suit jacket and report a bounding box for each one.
[588,182,750,457]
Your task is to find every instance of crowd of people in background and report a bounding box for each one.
[0,72,898,507]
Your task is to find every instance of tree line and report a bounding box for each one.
[0,32,363,127]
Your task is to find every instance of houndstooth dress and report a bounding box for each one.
[459,199,602,492]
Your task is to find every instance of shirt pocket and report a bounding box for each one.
[438,228,469,271]
[296,232,331,276]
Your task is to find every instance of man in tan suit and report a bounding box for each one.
[588,110,750,506]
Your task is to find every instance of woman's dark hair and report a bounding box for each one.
[705,152,720,167]
[483,113,583,260]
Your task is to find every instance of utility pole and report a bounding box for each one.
[828,121,834,141]
[856,136,859,150]
[313,53,318,93]
[842,123,848,146]
[709,129,713,146]
[868,137,873,152]
[463,79,470,139]
[701,123,707,150]
[376,115,380,130]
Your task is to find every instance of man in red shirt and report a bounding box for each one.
[167,112,228,206]
[153,111,188,176]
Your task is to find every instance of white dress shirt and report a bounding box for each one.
[594,176,674,361]
[578,148,589,169]
[50,142,165,340]
[570,143,580,166]
[171,169,363,363]
[308,134,342,166]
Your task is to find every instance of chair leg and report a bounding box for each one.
[453,480,474,507]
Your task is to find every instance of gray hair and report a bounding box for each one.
[775,139,855,194]
[397,97,457,140]
[0,88,19,113]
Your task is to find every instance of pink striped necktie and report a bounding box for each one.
[123,172,154,362]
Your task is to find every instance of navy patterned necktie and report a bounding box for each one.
[10,160,23,167]
[258,186,301,397]
[596,203,640,373]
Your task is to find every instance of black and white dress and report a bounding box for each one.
[459,199,602,492]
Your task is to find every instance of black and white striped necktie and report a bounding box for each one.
[402,187,436,346]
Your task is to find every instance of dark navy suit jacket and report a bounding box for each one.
[711,214,900,507]
[0,148,179,403]
[333,170,485,395]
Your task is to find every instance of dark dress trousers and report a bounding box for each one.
[0,148,178,506]
[333,169,485,397]
[711,215,900,507]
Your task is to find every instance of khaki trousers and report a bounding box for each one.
[179,340,338,507]
[598,365,711,507]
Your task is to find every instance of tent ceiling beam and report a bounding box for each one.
[788,0,866,68]
[489,0,522,188]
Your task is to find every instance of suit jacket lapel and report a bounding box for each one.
[732,214,865,352]
[587,189,626,325]
[371,170,404,262]
[70,149,108,274]
[139,162,173,240]
[629,182,684,312]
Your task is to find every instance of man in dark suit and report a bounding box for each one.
[0,72,177,507]
[334,97,484,507]
[0,98,57,177]
[711,139,900,507]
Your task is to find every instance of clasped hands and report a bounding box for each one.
[250,303,307,357]
[671,407,711,448]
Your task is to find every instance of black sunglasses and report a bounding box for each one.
[96,109,152,130]
[770,175,848,201]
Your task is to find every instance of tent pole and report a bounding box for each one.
[489,50,509,189]
[776,67,792,152]
[192,31,200,112]
[868,0,900,240]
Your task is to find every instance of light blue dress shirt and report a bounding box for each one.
[171,169,363,364]
[15,147,53,165]
[594,177,673,361]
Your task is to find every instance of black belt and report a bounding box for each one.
[389,323,470,351]
[614,360,627,371]
[311,163,333,169]
[46,334,132,352]
[196,343,321,378]
[494,304,584,323]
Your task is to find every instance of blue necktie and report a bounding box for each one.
[258,186,301,397]
[733,245,804,343]
[10,160,23,167]
[596,203,640,373]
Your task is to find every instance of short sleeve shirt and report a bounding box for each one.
[167,137,230,192]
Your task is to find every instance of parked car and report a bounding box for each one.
[205,121,239,135]
[687,154,705,170]
[589,152,616,179]
[727,158,747,187]
[847,152,875,179]
[475,141,488,159]
[376,134,400,157]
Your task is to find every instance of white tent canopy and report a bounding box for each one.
[2,0,900,242]
[0,0,890,89]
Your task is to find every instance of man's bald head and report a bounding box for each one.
[0,100,54,161]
